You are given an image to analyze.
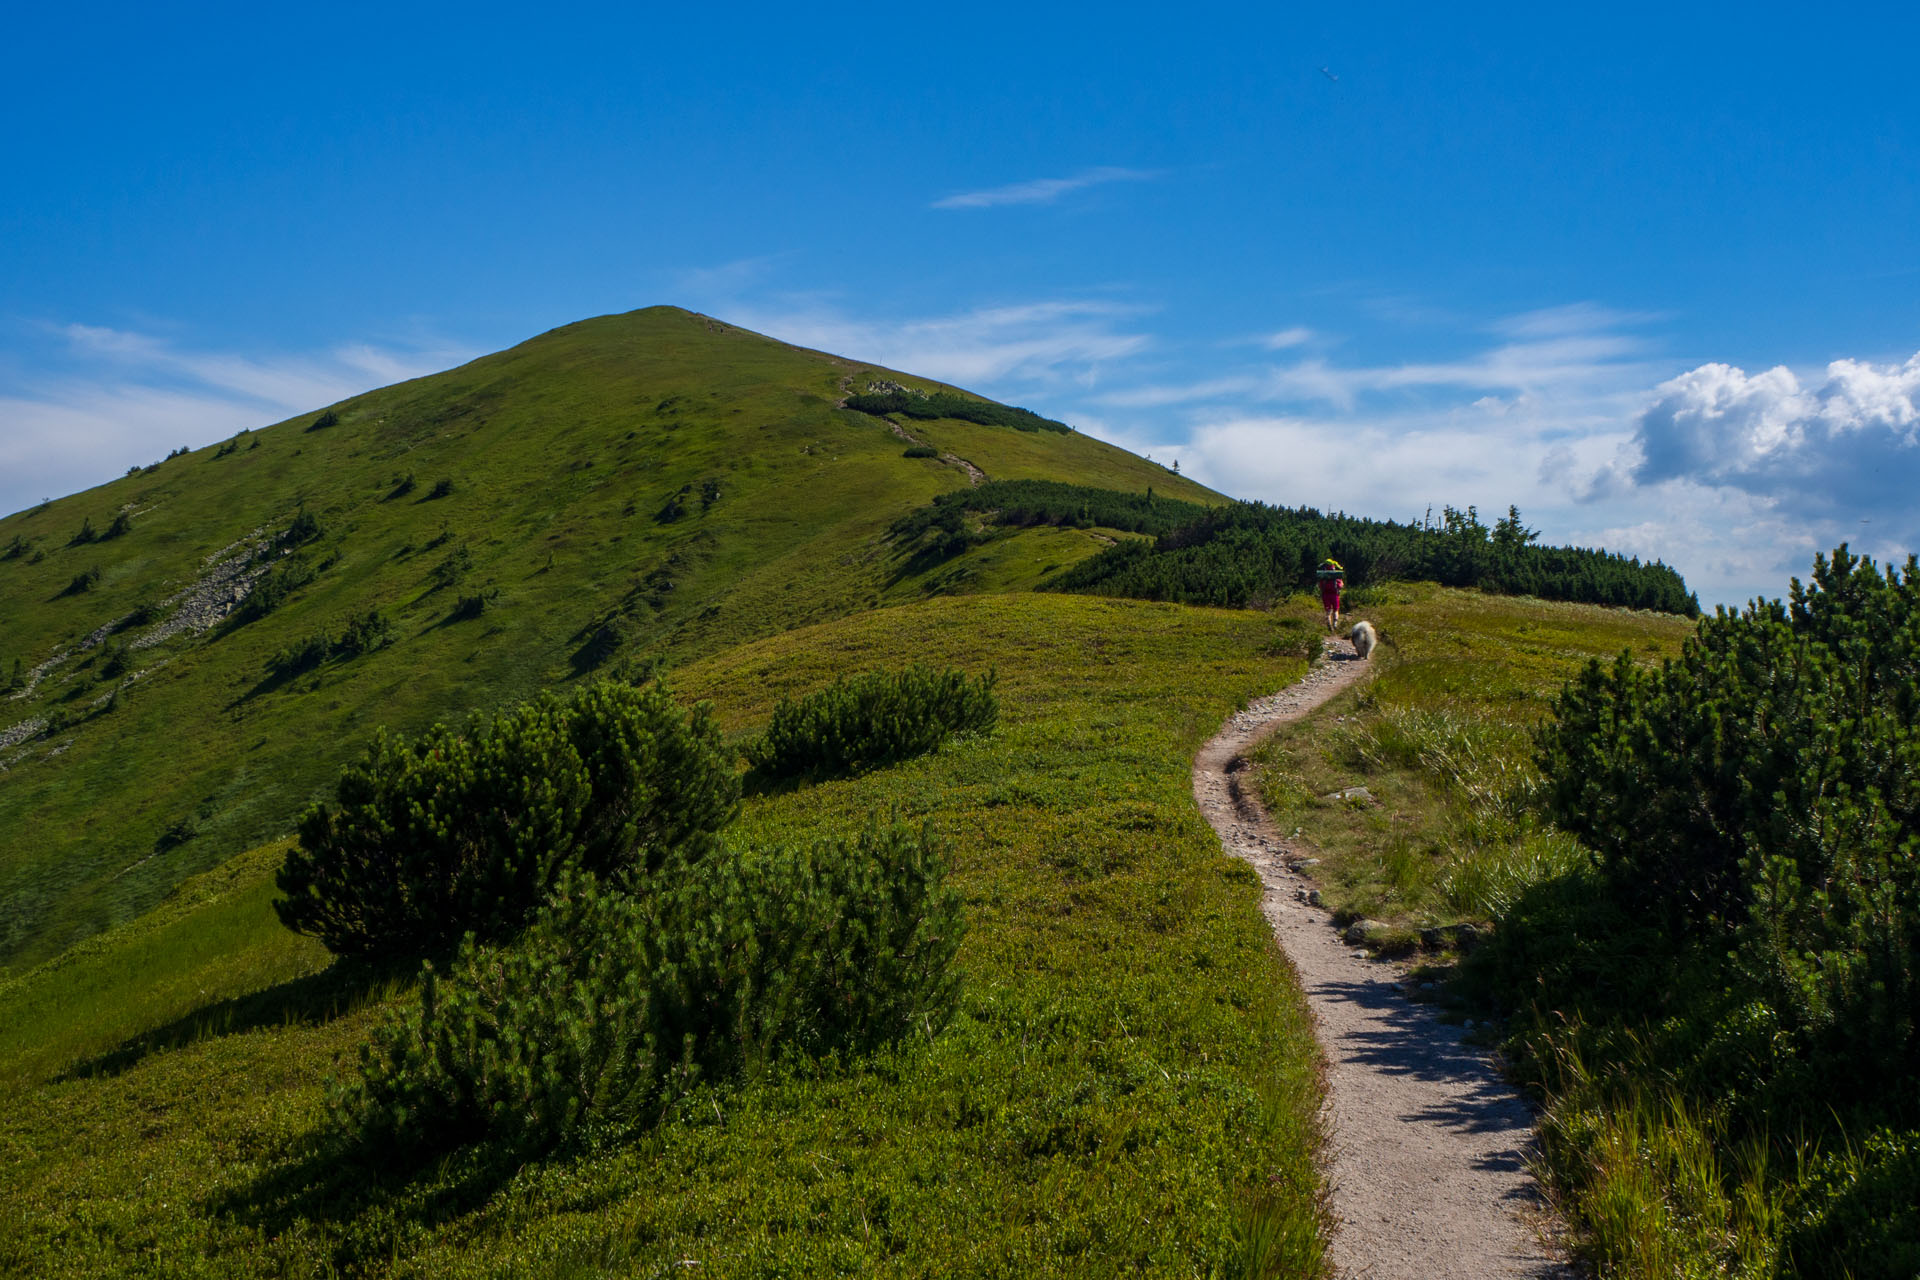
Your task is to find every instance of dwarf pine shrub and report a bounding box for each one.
[745,666,998,780]
[275,680,737,959]
[278,507,323,547]
[330,824,962,1159]
[241,554,319,620]
[60,566,102,596]
[1537,545,1920,1105]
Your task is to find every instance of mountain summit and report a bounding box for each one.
[0,306,1215,970]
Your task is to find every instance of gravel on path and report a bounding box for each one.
[1194,640,1574,1279]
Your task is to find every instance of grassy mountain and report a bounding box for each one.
[0,306,1218,972]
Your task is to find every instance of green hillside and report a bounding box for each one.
[0,593,1324,1277]
[0,307,1218,972]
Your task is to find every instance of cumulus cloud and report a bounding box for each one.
[1627,353,1920,521]
[931,167,1160,210]
[0,324,470,518]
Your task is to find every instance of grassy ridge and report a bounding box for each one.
[1248,584,1694,943]
[0,307,1217,972]
[0,593,1326,1277]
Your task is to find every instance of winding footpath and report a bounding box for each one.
[1194,641,1573,1278]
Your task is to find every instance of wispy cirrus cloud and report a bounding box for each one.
[0,323,471,517]
[931,166,1160,210]
[718,298,1154,389]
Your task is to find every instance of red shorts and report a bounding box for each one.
[1320,582,1343,610]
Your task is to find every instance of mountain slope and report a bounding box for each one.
[0,306,1219,970]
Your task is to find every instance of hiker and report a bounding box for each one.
[1317,560,1345,632]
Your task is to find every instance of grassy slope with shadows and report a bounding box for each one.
[0,593,1325,1278]
[1247,583,1694,946]
[0,307,1218,973]
[1244,584,1885,1276]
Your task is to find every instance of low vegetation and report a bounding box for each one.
[1248,584,1691,944]
[1055,499,1698,614]
[336,823,962,1162]
[890,478,1210,547]
[1487,546,1920,1278]
[265,609,395,679]
[845,388,1070,433]
[0,594,1327,1277]
[1255,556,1918,1277]
[275,680,738,960]
[744,664,998,780]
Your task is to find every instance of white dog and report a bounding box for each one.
[1349,620,1377,660]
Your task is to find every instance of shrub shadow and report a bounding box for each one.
[59,957,413,1083]
[213,1135,527,1268]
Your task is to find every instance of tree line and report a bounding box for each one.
[1049,498,1698,615]
[887,482,1699,615]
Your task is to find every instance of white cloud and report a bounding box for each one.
[720,298,1153,389]
[1628,353,1920,494]
[1612,352,1920,553]
[1262,326,1315,350]
[0,325,470,518]
[931,167,1160,210]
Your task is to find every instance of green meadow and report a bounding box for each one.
[0,594,1325,1278]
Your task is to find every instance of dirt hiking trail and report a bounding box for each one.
[1194,639,1572,1279]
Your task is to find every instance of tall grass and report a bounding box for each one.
[1533,1034,1789,1279]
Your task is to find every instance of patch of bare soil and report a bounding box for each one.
[1194,640,1574,1279]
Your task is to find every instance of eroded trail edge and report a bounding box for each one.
[1194,642,1570,1279]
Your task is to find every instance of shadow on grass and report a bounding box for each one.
[58,957,414,1083]
[213,1134,528,1270]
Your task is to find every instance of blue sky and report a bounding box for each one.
[4,1,1916,606]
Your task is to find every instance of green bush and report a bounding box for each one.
[1537,548,1920,1097]
[334,608,394,657]
[745,666,998,780]
[275,680,737,960]
[102,512,132,539]
[1783,1127,1920,1279]
[241,553,319,620]
[450,589,497,621]
[278,508,323,548]
[265,632,332,680]
[330,824,963,1160]
[429,544,472,589]
[902,445,937,459]
[59,566,102,596]
[307,409,339,432]
[98,645,131,682]
[68,518,96,547]
[844,389,1069,433]
[428,477,455,500]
